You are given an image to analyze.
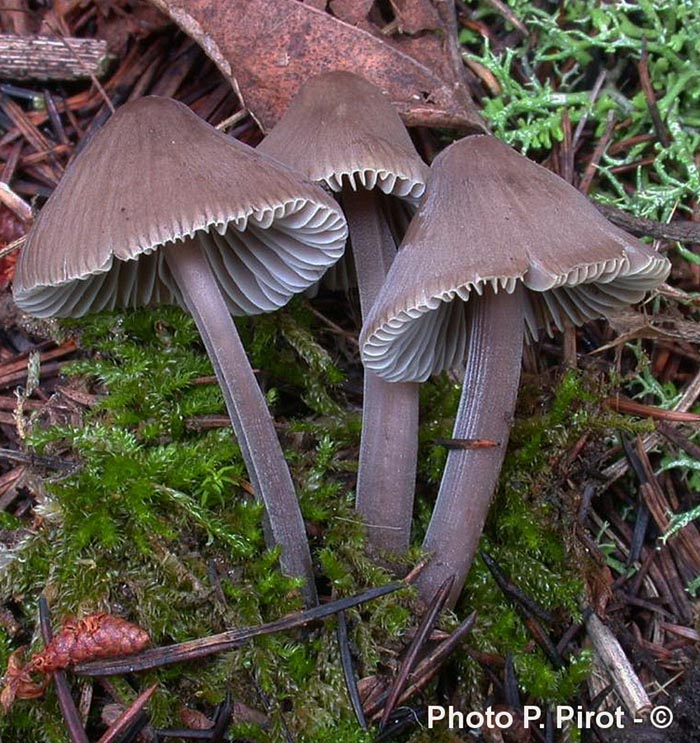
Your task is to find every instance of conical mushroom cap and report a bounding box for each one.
[13,96,347,318]
[258,71,428,204]
[360,134,671,382]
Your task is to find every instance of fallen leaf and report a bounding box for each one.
[148,0,486,132]
[389,0,441,34]
[328,0,374,25]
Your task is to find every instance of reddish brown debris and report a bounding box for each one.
[0,205,28,288]
[148,0,486,132]
[1,613,150,711]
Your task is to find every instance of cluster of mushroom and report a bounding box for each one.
[13,71,670,611]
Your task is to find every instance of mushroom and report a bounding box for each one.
[360,134,671,606]
[259,71,429,557]
[13,96,349,607]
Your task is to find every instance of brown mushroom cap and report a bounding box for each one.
[258,71,428,204]
[360,134,671,382]
[13,96,347,318]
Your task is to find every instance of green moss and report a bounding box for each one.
[0,309,668,737]
[0,304,413,740]
[465,1,700,214]
[416,370,608,706]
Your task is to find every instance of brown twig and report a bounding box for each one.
[639,40,672,147]
[656,420,700,461]
[0,181,32,221]
[594,201,700,243]
[480,551,553,623]
[380,576,453,729]
[603,366,700,484]
[585,610,651,718]
[336,610,367,730]
[365,611,476,720]
[434,437,499,449]
[481,551,563,668]
[579,110,616,194]
[480,0,528,36]
[0,340,77,390]
[96,684,157,743]
[76,582,403,675]
[606,395,700,422]
[0,34,107,81]
[38,598,89,743]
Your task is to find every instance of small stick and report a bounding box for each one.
[0,93,60,183]
[336,611,367,730]
[555,621,584,657]
[43,89,70,145]
[215,108,249,132]
[480,0,528,36]
[579,110,616,194]
[434,437,499,449]
[95,684,157,743]
[1,140,23,183]
[572,71,607,150]
[585,611,651,718]
[0,181,32,222]
[209,693,234,742]
[594,201,700,243]
[559,109,574,185]
[0,340,77,390]
[0,446,74,471]
[620,437,651,565]
[634,437,700,573]
[38,598,89,743]
[656,420,700,461]
[504,654,525,711]
[481,552,562,668]
[481,551,553,623]
[365,611,476,719]
[0,235,26,260]
[304,301,360,349]
[639,40,672,147]
[609,156,658,174]
[76,582,403,675]
[607,396,700,422]
[0,34,107,81]
[380,576,453,729]
[603,366,700,484]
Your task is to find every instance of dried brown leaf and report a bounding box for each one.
[328,0,374,25]
[148,0,485,132]
[389,0,441,34]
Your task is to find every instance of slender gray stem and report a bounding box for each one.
[342,189,393,318]
[416,285,525,607]
[344,189,420,557]
[357,373,419,555]
[164,238,317,607]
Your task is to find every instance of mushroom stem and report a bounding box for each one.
[415,284,525,607]
[342,189,394,316]
[164,237,318,608]
[357,372,420,556]
[343,188,420,557]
